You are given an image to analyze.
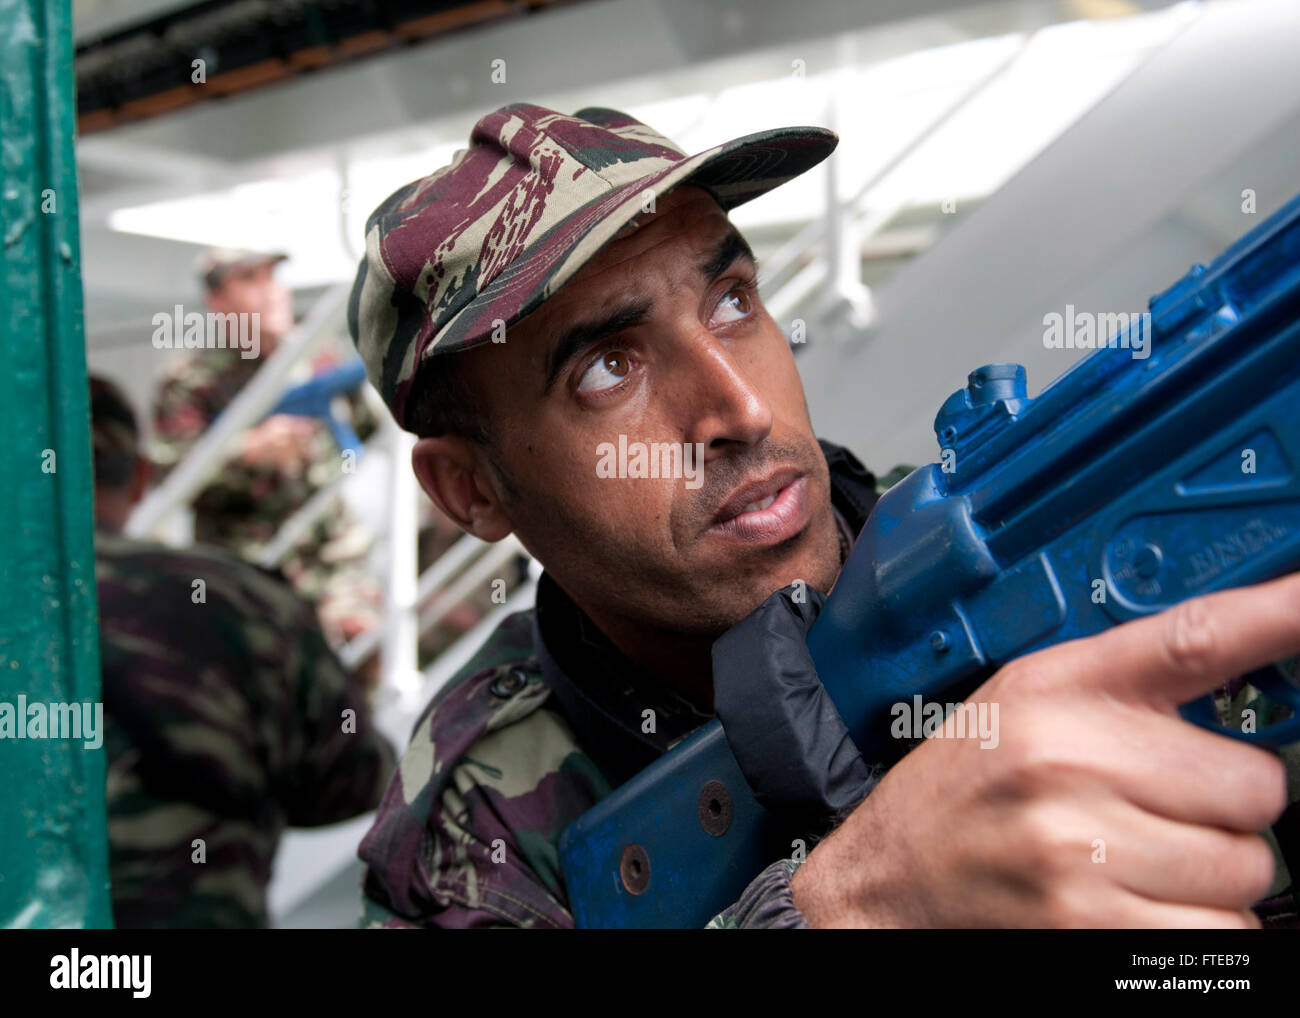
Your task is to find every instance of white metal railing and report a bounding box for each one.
[340,531,486,669]
[380,425,421,704]
[761,38,1029,342]
[257,472,351,568]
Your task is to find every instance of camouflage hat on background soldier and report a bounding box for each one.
[347,102,837,429]
[197,247,288,292]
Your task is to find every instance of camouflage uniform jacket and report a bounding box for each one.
[358,441,884,928]
[96,531,396,927]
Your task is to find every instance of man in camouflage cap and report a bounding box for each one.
[351,103,1297,928]
[195,247,289,294]
[92,376,395,927]
[152,248,382,649]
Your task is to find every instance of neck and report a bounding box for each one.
[578,604,718,714]
[554,519,852,718]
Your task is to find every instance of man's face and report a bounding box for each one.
[445,185,841,638]
[207,261,294,343]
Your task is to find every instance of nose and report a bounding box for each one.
[676,332,773,462]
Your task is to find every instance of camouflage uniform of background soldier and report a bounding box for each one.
[349,104,1300,929]
[151,249,383,651]
[92,376,396,927]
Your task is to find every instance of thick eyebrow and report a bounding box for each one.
[541,227,758,393]
[543,299,653,393]
[699,227,758,282]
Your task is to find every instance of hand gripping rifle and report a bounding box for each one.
[268,357,368,455]
[558,192,1300,928]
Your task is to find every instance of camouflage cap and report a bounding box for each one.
[348,102,838,430]
[198,247,289,292]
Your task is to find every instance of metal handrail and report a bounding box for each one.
[420,577,538,693]
[340,530,491,669]
[381,425,420,700]
[417,536,525,635]
[759,39,1030,322]
[256,470,352,568]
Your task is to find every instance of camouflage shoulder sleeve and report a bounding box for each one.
[151,355,216,470]
[176,536,395,826]
[358,610,611,929]
[277,600,396,826]
[151,349,252,473]
[96,532,390,926]
[706,857,810,929]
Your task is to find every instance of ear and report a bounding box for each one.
[411,436,514,542]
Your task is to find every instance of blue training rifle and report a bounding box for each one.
[558,190,1300,928]
[267,357,368,455]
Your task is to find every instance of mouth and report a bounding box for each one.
[707,468,810,546]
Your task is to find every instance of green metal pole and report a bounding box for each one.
[0,0,112,927]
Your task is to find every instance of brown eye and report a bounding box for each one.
[577,349,632,393]
[715,286,753,323]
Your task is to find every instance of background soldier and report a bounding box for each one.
[151,249,381,649]
[91,375,395,927]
